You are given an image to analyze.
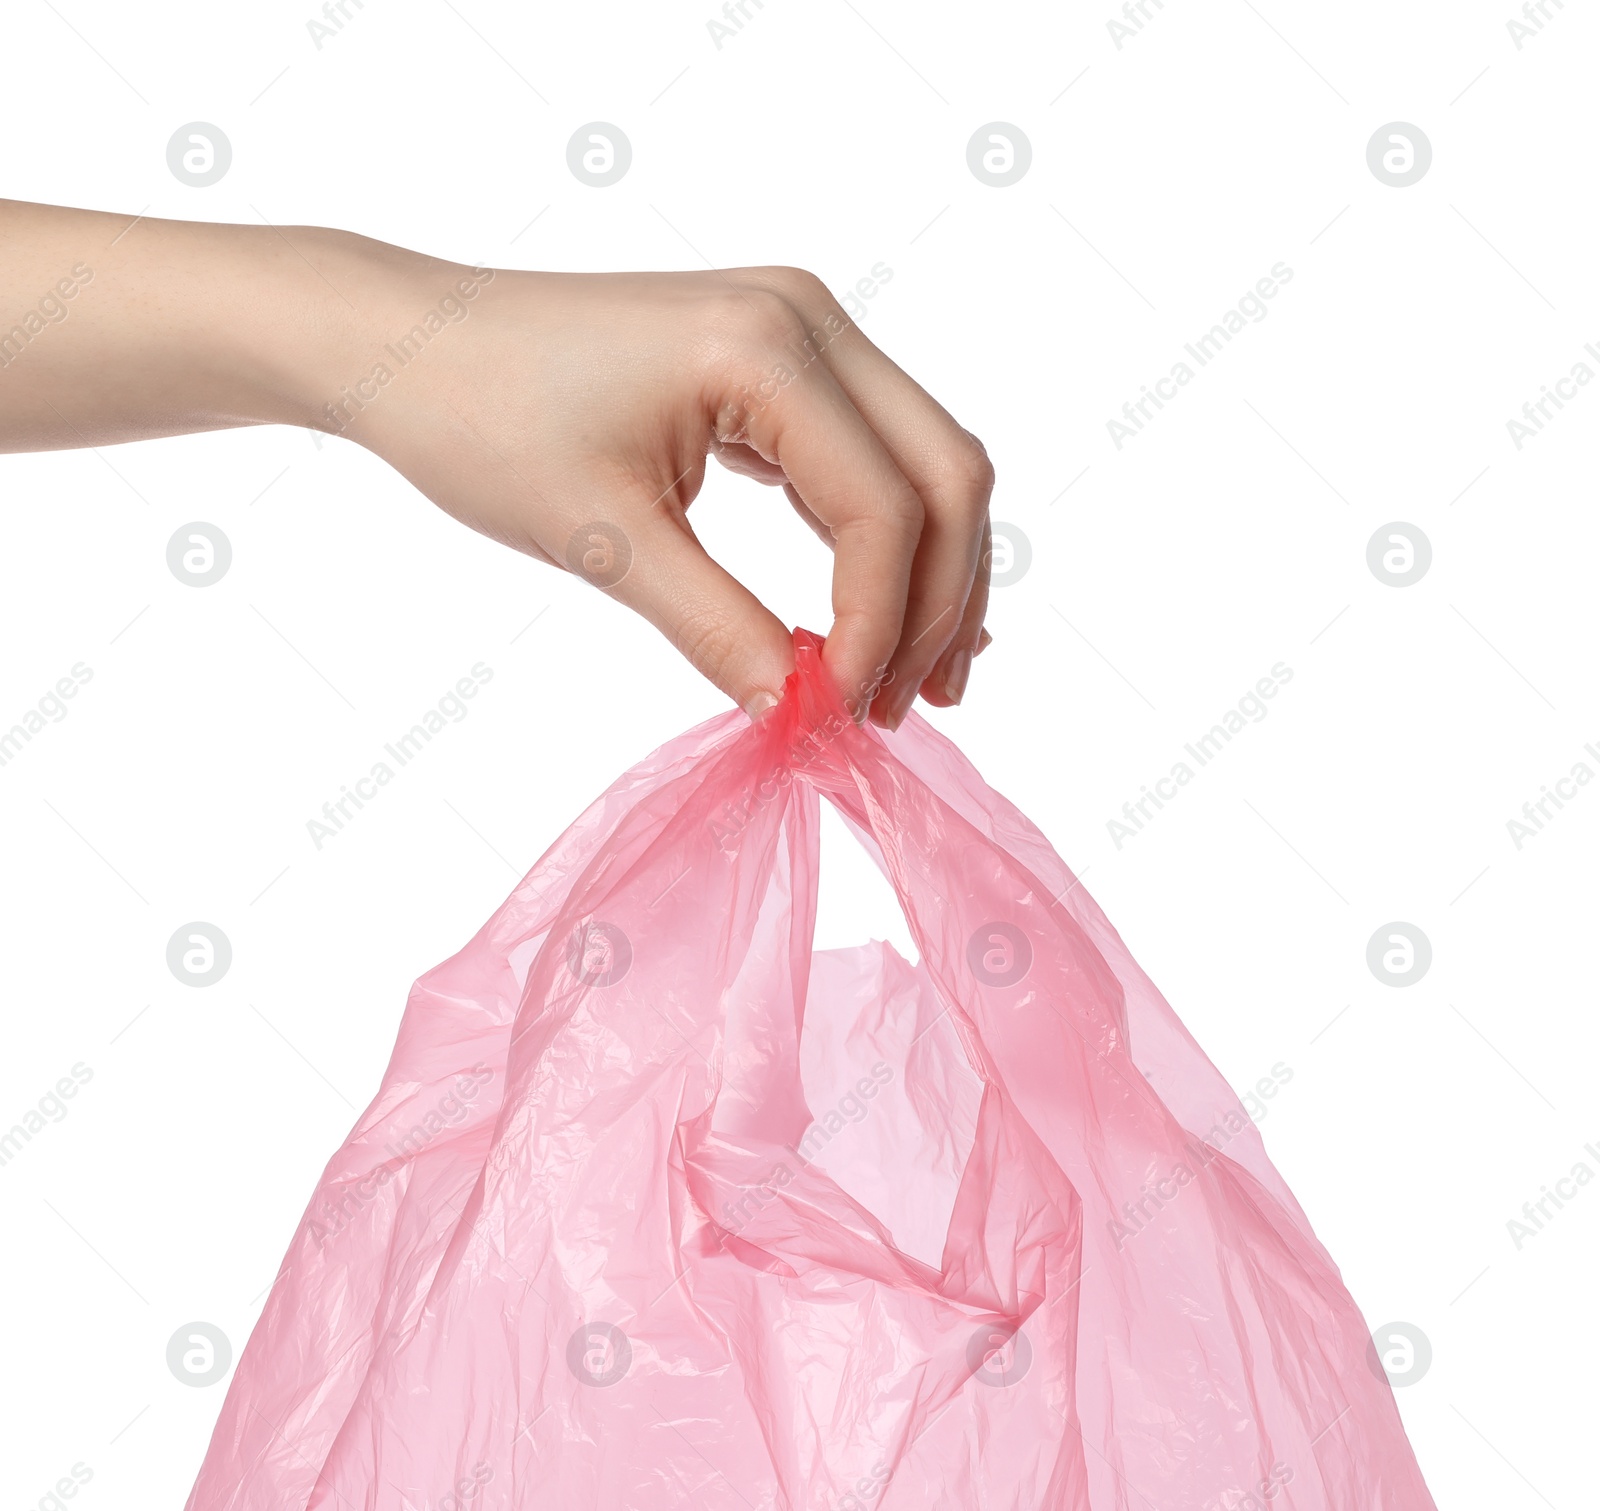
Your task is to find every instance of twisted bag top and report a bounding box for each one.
[187,629,1437,1511]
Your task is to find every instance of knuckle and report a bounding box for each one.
[949,431,997,501]
[967,555,995,607]
[701,287,762,337]
[874,485,926,541]
[918,433,994,525]
[755,264,831,307]
[737,286,810,348]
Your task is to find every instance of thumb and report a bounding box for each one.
[580,507,794,716]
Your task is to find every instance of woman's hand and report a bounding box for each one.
[0,202,993,725]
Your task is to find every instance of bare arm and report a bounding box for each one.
[0,199,992,725]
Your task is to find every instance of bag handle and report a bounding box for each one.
[674,630,1079,1324]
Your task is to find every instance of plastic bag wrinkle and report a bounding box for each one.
[184,628,1436,1511]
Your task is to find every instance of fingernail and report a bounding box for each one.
[743,690,779,720]
[943,648,972,705]
[855,664,893,726]
[881,679,918,732]
[975,628,993,656]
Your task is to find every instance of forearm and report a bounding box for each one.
[0,199,435,452]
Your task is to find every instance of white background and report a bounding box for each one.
[2,1,1596,1506]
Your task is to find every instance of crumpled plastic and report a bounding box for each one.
[186,628,1438,1511]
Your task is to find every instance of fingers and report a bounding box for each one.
[596,496,796,715]
[709,435,788,488]
[918,514,991,709]
[547,267,990,725]
[730,269,994,728]
[805,358,992,727]
[727,329,926,720]
[781,481,836,551]
[869,474,987,728]
[718,436,983,712]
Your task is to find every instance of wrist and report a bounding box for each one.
[243,225,413,433]
[255,228,498,443]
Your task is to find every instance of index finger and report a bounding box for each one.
[724,348,926,717]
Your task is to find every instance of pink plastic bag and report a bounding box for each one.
[187,629,1437,1511]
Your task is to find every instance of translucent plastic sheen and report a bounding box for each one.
[187,629,1437,1511]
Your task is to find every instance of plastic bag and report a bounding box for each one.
[186,629,1437,1511]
